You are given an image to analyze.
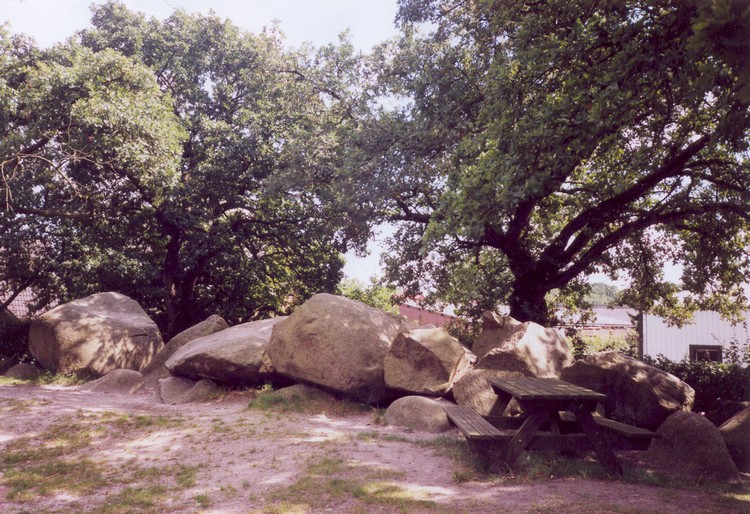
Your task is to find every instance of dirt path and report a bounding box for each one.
[0,383,744,513]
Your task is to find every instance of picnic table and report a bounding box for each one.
[444,376,659,475]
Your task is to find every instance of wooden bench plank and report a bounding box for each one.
[444,404,505,441]
[559,412,659,439]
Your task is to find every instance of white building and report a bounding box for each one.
[642,311,750,363]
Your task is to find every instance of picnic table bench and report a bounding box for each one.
[444,376,659,475]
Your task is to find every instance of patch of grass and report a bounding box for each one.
[194,494,211,508]
[417,436,486,482]
[109,413,185,431]
[96,485,168,513]
[267,454,439,512]
[175,465,199,489]
[2,458,109,501]
[247,389,371,417]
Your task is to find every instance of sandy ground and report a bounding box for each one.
[0,383,746,513]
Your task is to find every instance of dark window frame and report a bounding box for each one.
[689,344,723,363]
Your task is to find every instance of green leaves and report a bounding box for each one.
[362,0,750,323]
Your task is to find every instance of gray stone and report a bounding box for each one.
[28,292,163,377]
[720,406,750,472]
[471,312,573,377]
[143,314,229,382]
[3,362,44,380]
[384,327,475,396]
[156,376,197,404]
[451,368,524,417]
[383,396,454,433]
[266,294,405,404]
[646,410,739,481]
[560,351,694,430]
[156,376,221,404]
[272,384,336,403]
[80,369,145,395]
[165,318,283,385]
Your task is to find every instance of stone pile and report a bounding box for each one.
[11,289,745,476]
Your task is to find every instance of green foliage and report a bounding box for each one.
[1,2,366,336]
[585,283,620,307]
[336,278,399,314]
[643,352,750,413]
[0,318,30,362]
[351,0,750,324]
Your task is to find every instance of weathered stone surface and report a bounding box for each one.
[143,315,229,381]
[451,368,524,417]
[272,384,337,403]
[0,358,15,375]
[266,294,405,404]
[165,318,283,385]
[471,312,572,377]
[80,369,145,395]
[705,400,750,427]
[560,351,694,430]
[383,396,454,433]
[28,292,163,377]
[179,379,221,403]
[156,376,197,404]
[384,327,474,396]
[156,376,220,404]
[3,362,43,380]
[646,411,739,480]
[720,406,750,472]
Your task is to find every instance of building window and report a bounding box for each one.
[689,345,723,363]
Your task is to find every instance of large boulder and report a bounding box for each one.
[720,406,750,472]
[266,293,405,404]
[383,396,454,433]
[142,315,229,381]
[384,327,474,396]
[560,351,694,430]
[165,317,284,385]
[471,312,572,377]
[28,292,163,377]
[80,369,145,395]
[451,368,524,417]
[646,411,739,481]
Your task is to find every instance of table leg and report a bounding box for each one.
[572,407,623,475]
[502,410,549,465]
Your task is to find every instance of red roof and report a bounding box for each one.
[1,289,36,319]
[398,304,456,327]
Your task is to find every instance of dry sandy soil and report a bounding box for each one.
[0,382,746,513]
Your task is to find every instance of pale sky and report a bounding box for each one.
[2,0,399,283]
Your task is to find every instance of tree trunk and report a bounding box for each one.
[508,282,551,326]
[162,232,182,338]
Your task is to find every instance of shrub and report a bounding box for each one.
[0,318,31,363]
[643,355,750,414]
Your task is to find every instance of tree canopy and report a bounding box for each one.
[351,0,750,324]
[1,2,364,335]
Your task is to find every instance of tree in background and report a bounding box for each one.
[351,0,750,325]
[1,2,365,336]
[336,278,399,314]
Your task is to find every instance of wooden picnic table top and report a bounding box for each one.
[489,376,607,402]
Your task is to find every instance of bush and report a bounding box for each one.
[643,354,750,414]
[0,318,31,363]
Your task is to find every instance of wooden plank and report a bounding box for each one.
[558,412,659,439]
[490,377,606,402]
[502,411,550,464]
[571,407,623,475]
[444,404,504,440]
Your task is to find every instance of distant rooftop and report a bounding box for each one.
[1,289,36,319]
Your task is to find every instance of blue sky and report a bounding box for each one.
[3,0,400,283]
